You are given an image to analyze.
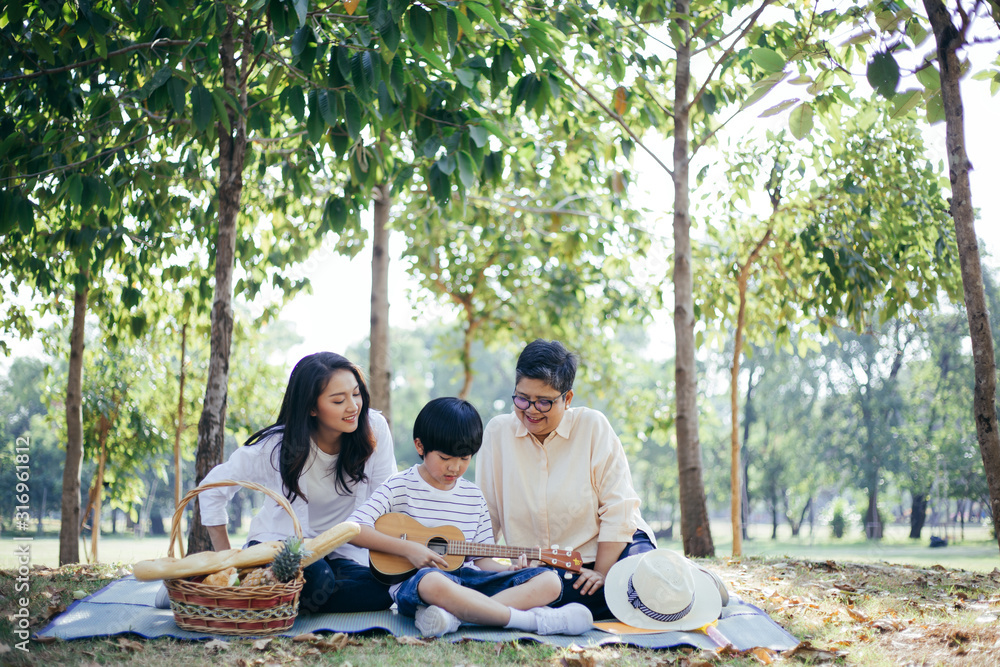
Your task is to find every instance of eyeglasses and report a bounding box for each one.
[511,393,566,413]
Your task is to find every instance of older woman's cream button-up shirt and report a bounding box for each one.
[475,407,654,563]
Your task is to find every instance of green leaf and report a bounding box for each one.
[760,98,799,118]
[700,91,717,115]
[428,163,451,206]
[454,6,476,40]
[292,0,308,27]
[319,89,338,125]
[390,55,405,100]
[211,89,232,133]
[455,67,476,88]
[750,47,785,72]
[377,81,396,116]
[68,174,83,206]
[30,32,55,64]
[446,8,458,57]
[740,73,787,109]
[351,51,376,102]
[344,91,362,139]
[466,1,507,37]
[867,51,900,98]
[468,125,488,148]
[410,40,449,72]
[285,84,305,121]
[166,77,186,114]
[925,89,945,124]
[368,0,392,32]
[477,119,511,145]
[788,103,813,140]
[292,26,310,57]
[437,154,456,176]
[916,64,940,90]
[379,20,400,57]
[890,88,922,119]
[457,151,476,188]
[15,196,34,234]
[191,85,213,132]
[409,5,431,47]
[324,196,348,233]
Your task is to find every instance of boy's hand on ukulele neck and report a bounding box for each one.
[506,553,531,572]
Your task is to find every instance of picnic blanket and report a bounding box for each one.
[37,576,799,650]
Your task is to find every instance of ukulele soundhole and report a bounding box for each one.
[428,537,448,555]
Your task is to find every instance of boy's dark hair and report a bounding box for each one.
[515,339,578,394]
[413,397,483,459]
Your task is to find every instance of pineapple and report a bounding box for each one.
[240,537,311,587]
[271,537,310,583]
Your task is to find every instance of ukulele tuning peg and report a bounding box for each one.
[564,571,573,580]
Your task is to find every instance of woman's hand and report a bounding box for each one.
[403,541,450,570]
[572,567,606,596]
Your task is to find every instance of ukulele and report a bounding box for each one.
[368,512,583,584]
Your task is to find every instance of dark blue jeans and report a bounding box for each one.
[551,530,655,621]
[247,541,392,613]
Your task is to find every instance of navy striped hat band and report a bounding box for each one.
[626,575,694,623]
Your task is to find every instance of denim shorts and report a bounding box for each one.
[394,566,552,617]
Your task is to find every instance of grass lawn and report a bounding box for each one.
[2,521,997,665]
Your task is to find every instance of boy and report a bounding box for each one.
[348,397,593,638]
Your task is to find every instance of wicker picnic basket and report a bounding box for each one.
[163,480,304,636]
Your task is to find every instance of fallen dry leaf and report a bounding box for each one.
[203,638,230,652]
[252,638,273,651]
[783,641,848,662]
[751,646,776,664]
[846,606,870,623]
[560,652,598,667]
[395,636,431,646]
[116,637,144,652]
[872,617,906,632]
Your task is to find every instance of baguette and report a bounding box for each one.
[133,521,360,581]
[301,521,361,567]
[133,540,284,581]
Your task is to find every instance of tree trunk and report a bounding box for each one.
[741,365,755,542]
[173,323,187,557]
[89,426,108,562]
[672,0,713,558]
[865,485,883,539]
[923,0,1000,552]
[729,231,772,557]
[37,485,47,535]
[458,318,479,400]
[189,11,247,555]
[59,280,88,566]
[370,182,392,427]
[910,493,927,538]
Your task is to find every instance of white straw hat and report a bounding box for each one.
[605,549,723,631]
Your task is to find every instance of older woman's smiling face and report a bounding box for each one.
[513,377,573,442]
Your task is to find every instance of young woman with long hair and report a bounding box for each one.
[195,352,397,613]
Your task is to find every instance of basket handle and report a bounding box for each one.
[168,479,303,558]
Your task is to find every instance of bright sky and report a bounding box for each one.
[278,47,1000,370]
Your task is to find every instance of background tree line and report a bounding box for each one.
[2,0,999,562]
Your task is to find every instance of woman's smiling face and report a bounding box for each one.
[513,377,573,441]
[310,369,361,451]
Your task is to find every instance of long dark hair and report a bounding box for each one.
[245,352,376,501]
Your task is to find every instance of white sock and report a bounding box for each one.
[504,607,539,632]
